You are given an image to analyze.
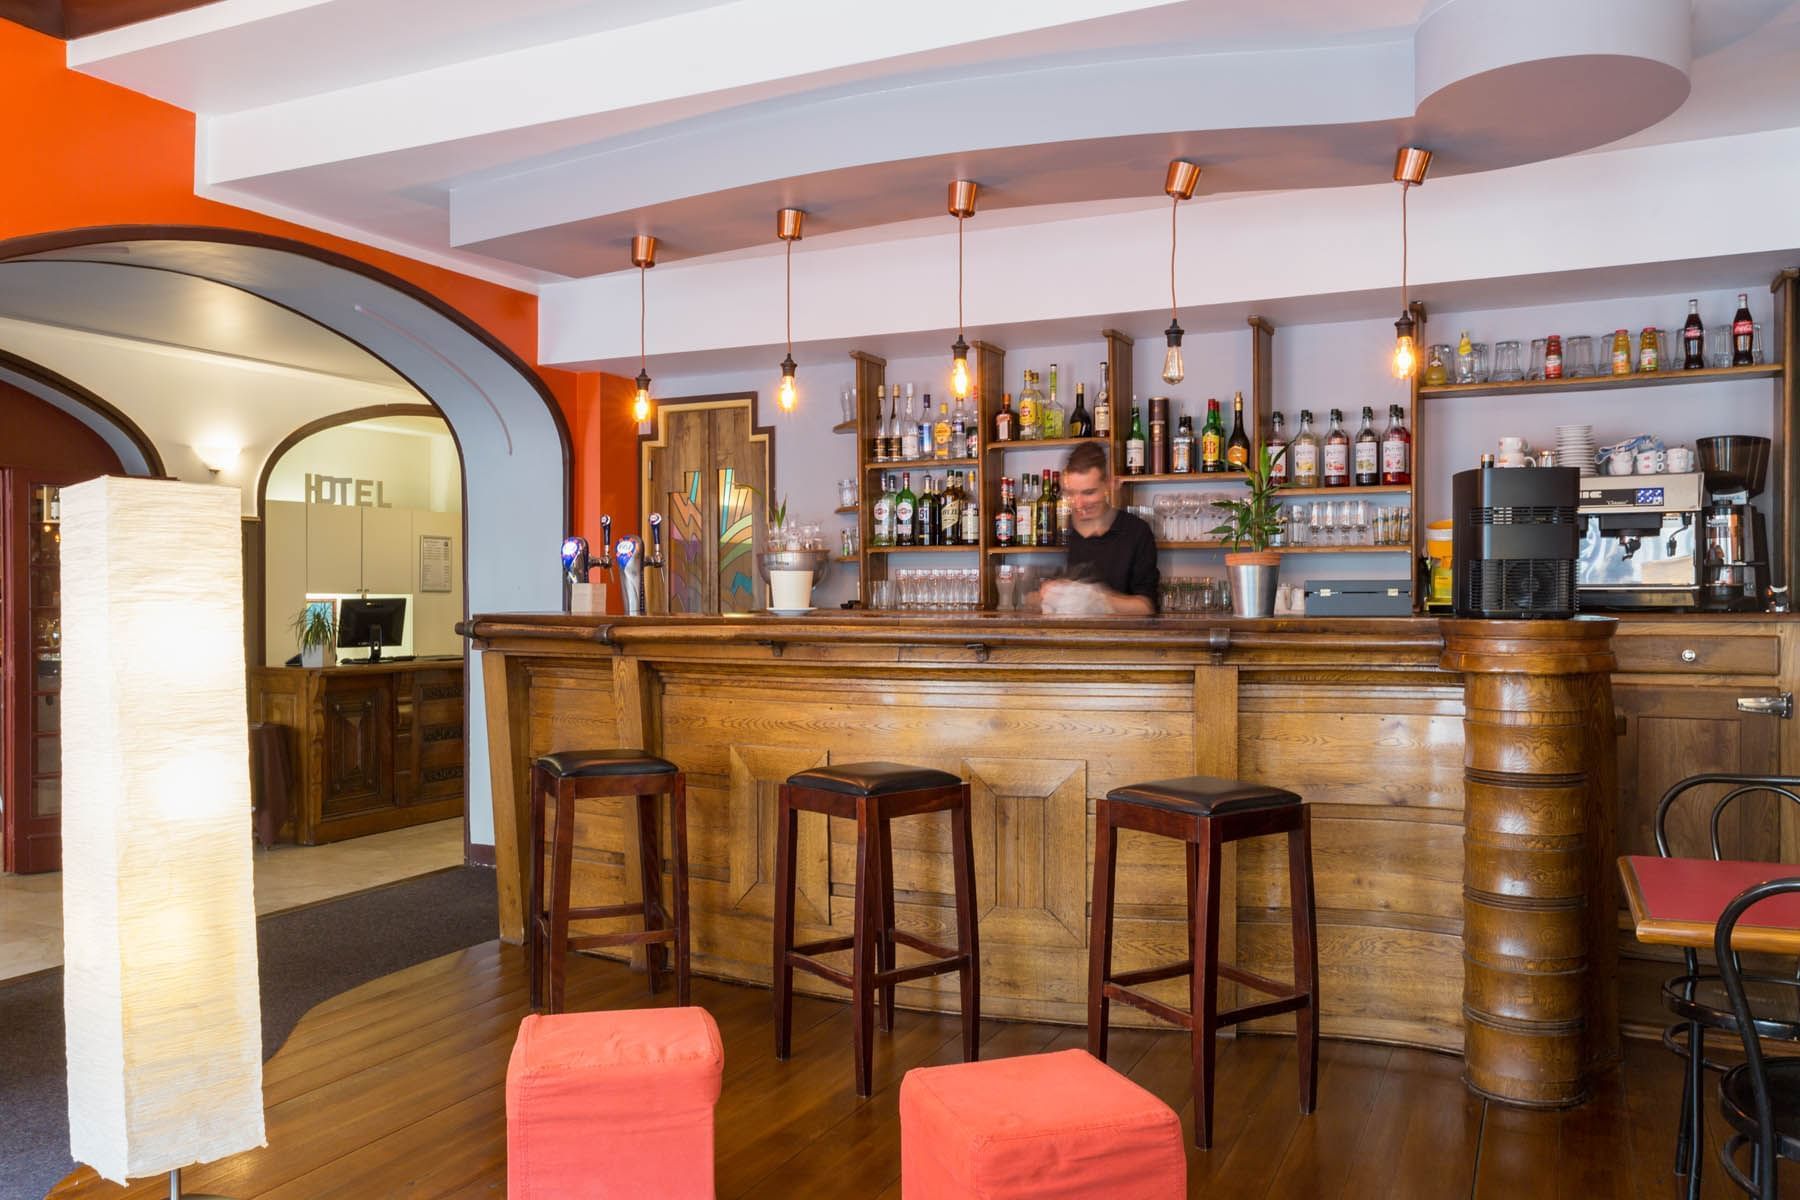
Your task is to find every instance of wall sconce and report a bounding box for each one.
[1162,159,1201,385]
[61,477,264,1198]
[775,207,804,414]
[631,235,657,423]
[195,444,240,476]
[1391,147,1432,379]
[947,179,978,400]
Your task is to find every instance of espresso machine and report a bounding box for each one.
[1575,472,1704,610]
[1696,435,1771,612]
[562,513,664,615]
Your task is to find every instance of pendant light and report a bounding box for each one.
[1390,147,1432,379]
[631,235,657,422]
[947,179,978,400]
[1160,160,1202,385]
[775,207,805,414]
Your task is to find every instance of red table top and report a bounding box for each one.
[1619,855,1800,952]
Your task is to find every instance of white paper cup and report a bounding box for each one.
[770,569,813,611]
[1667,447,1694,473]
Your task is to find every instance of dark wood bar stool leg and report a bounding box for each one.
[1190,819,1223,1150]
[547,774,578,1015]
[636,790,664,994]
[1289,806,1320,1115]
[528,765,548,1011]
[772,783,799,1060]
[671,774,691,1007]
[951,788,980,1061]
[851,796,879,1098]
[875,815,897,1034]
[1087,799,1118,1063]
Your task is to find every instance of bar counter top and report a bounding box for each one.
[468,609,1629,1106]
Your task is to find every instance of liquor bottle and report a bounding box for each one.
[1227,392,1251,473]
[995,392,1014,442]
[1055,471,1072,544]
[1035,473,1054,546]
[1268,412,1289,484]
[1094,362,1112,437]
[895,472,917,546]
[951,397,968,459]
[1199,399,1225,473]
[900,386,920,460]
[1323,408,1350,488]
[962,486,980,546]
[1733,292,1754,366]
[1683,299,1704,370]
[872,473,894,547]
[1171,415,1194,474]
[917,393,934,460]
[1068,383,1092,437]
[964,405,980,458]
[940,471,964,545]
[888,385,903,460]
[1126,406,1146,475]
[1150,397,1169,475]
[1292,409,1320,487]
[873,384,889,462]
[916,476,939,547]
[1382,404,1412,485]
[1353,405,1379,486]
[1018,371,1041,440]
[1041,363,1065,439]
[1017,474,1037,547]
[933,402,953,460]
[995,477,1016,546]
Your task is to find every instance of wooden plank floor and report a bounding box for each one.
[47,941,1800,1198]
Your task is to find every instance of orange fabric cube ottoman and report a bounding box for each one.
[506,1006,724,1199]
[900,1048,1186,1199]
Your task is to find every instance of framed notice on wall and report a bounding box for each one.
[419,534,454,593]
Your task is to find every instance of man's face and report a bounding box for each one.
[1064,468,1110,523]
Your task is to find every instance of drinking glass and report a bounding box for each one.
[1310,501,1329,547]
[1565,335,1595,378]
[1754,324,1766,365]
[1197,578,1216,613]
[1152,494,1176,540]
[1471,343,1491,383]
[840,389,855,424]
[1493,340,1523,382]
[995,565,1016,611]
[1351,500,1370,545]
[1528,338,1548,380]
[1708,325,1732,369]
[872,579,894,610]
[838,479,858,508]
[1397,505,1412,545]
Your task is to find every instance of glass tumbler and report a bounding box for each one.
[1565,336,1596,378]
[1528,338,1548,380]
[1493,340,1523,382]
[838,479,857,508]
[1471,343,1491,383]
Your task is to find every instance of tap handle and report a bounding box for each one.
[647,512,664,566]
[595,515,614,567]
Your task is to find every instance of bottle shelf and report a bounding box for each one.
[1418,362,1781,399]
[987,544,1066,555]
[1276,484,1413,497]
[1125,472,1250,484]
[1154,541,1410,553]
[866,458,980,471]
[986,437,1107,453]
[834,555,860,564]
[867,544,981,554]
[834,504,858,514]
[832,420,859,434]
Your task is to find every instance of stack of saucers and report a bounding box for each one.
[1556,424,1597,475]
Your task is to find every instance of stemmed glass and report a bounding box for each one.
[1153,494,1176,541]
[1348,500,1369,546]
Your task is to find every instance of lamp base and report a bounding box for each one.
[170,1167,237,1200]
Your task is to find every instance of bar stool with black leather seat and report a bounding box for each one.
[528,749,690,1014]
[1088,774,1319,1149]
[773,761,979,1098]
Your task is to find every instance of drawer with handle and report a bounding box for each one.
[1613,634,1780,676]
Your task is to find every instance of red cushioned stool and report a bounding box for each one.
[900,1049,1186,1199]
[506,1006,724,1199]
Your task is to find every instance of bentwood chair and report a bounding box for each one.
[1715,877,1800,1198]
[1622,773,1800,1200]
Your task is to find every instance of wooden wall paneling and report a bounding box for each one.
[262,500,307,667]
[1195,664,1239,1016]
[305,501,362,593]
[729,743,831,928]
[484,650,531,942]
[359,505,413,595]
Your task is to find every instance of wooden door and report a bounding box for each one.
[322,676,394,820]
[641,399,771,614]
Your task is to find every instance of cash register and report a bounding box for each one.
[1574,473,1703,610]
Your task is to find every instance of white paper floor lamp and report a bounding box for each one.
[61,478,265,1199]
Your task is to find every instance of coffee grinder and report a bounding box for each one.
[1695,435,1771,611]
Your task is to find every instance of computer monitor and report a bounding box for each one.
[337,597,407,661]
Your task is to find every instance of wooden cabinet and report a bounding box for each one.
[359,506,413,595]
[250,660,464,844]
[304,501,362,595]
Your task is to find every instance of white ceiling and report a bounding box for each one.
[65,0,1796,289]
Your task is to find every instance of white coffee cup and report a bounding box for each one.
[1607,450,1635,475]
[1636,449,1666,475]
[1498,436,1526,453]
[1666,446,1694,473]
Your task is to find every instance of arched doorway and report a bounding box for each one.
[0,227,572,858]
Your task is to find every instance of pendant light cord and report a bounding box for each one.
[957,214,965,336]
[1400,182,1409,315]
[639,264,647,375]
[1170,195,1179,320]
[785,236,793,356]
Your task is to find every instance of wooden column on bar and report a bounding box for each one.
[1440,616,1619,1107]
[1772,268,1797,591]
[971,339,1004,608]
[1247,316,1273,436]
[1103,329,1133,477]
[850,350,886,607]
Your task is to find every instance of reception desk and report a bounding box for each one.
[464,611,1619,1107]
[249,659,466,844]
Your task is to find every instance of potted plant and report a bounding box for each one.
[1210,442,1288,618]
[749,489,832,612]
[289,601,337,668]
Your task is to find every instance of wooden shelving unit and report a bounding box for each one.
[1419,362,1781,400]
[986,436,1109,454]
[867,457,978,471]
[832,419,858,434]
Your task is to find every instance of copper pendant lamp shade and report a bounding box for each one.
[1393,146,1433,187]
[1164,159,1201,201]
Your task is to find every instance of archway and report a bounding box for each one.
[0,227,572,853]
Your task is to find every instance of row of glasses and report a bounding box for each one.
[1159,574,1234,614]
[1148,492,1234,543]
[1280,501,1411,547]
[888,567,980,610]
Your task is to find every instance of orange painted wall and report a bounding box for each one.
[0,19,638,593]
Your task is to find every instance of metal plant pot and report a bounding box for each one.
[1225,551,1281,618]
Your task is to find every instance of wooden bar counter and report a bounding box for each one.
[464,610,1620,1107]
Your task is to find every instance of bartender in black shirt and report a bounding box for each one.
[1040,441,1160,614]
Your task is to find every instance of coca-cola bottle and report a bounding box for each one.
[1682,299,1705,370]
[1732,293,1754,367]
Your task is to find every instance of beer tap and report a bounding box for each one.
[561,515,616,613]
[594,516,614,573]
[603,512,665,617]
